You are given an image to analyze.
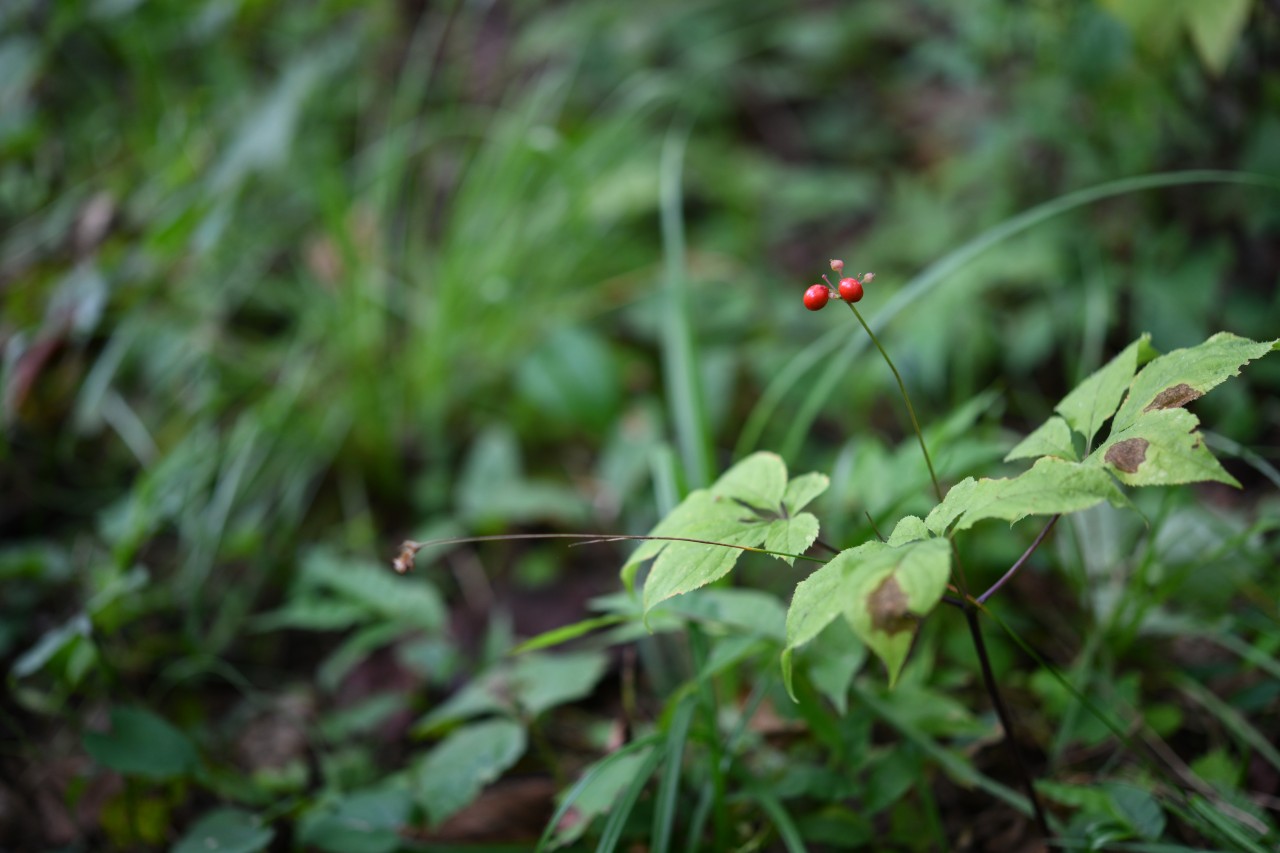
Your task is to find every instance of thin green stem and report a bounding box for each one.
[840,296,971,593]
[844,301,942,503]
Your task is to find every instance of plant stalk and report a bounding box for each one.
[964,607,1052,839]
[839,296,970,594]
[844,301,943,503]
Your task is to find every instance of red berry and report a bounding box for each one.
[838,277,864,303]
[803,284,830,311]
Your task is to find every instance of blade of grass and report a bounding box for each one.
[653,698,697,853]
[659,120,713,490]
[688,624,728,851]
[1173,674,1280,776]
[1184,796,1273,853]
[984,606,1272,836]
[848,678,1032,817]
[685,785,715,853]
[751,790,809,853]
[596,746,665,853]
[534,735,660,853]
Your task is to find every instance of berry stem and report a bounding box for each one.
[843,301,943,504]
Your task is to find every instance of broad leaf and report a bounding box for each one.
[659,588,787,640]
[413,650,608,733]
[1054,335,1152,448]
[297,789,412,853]
[1184,0,1252,76]
[1089,408,1238,487]
[1110,333,1277,436]
[620,452,827,613]
[415,719,527,826]
[82,706,201,780]
[1005,416,1076,462]
[763,512,820,562]
[842,539,951,687]
[301,548,446,631]
[782,472,830,513]
[173,809,274,853]
[887,515,930,546]
[784,546,870,666]
[784,539,950,691]
[510,650,609,717]
[925,457,1129,535]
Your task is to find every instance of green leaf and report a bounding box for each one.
[513,615,628,653]
[1004,416,1077,462]
[1184,0,1252,75]
[621,452,824,612]
[82,706,200,780]
[1098,0,1186,52]
[511,650,609,717]
[11,613,92,678]
[414,651,608,734]
[415,719,527,826]
[1089,407,1238,487]
[1110,333,1277,436]
[887,515,930,546]
[301,548,446,631]
[1055,335,1153,448]
[1103,783,1166,841]
[783,548,869,695]
[763,512,820,567]
[925,457,1129,535]
[712,451,788,510]
[841,539,951,687]
[456,425,590,526]
[551,747,656,848]
[784,540,950,691]
[173,809,274,853]
[804,618,867,715]
[659,588,787,640]
[782,472,830,513]
[297,789,411,853]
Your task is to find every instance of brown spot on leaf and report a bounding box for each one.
[1144,383,1202,412]
[868,576,915,635]
[1105,438,1149,473]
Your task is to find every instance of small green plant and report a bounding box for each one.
[398,264,1278,849]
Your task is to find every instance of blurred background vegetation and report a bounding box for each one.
[2,0,1279,849]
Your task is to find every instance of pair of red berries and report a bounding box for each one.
[803,276,864,311]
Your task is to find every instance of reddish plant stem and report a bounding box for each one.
[977,514,1060,604]
[964,607,1053,838]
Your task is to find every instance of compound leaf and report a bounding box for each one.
[782,472,830,514]
[1054,335,1153,448]
[784,539,950,692]
[925,457,1128,535]
[1088,408,1238,487]
[1110,333,1277,436]
[1005,416,1077,462]
[621,452,826,614]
